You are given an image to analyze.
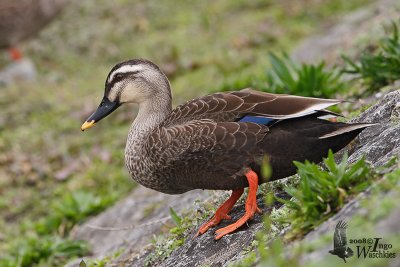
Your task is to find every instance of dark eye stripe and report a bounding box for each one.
[106,70,141,95]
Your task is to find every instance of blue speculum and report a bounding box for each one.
[238,115,275,125]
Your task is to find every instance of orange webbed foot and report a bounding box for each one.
[194,188,244,237]
[194,213,231,237]
[214,170,261,240]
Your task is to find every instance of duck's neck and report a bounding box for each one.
[125,94,172,155]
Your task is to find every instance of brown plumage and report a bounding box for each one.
[81,59,374,239]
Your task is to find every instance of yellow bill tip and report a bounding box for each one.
[81,120,95,131]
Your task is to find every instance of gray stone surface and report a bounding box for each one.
[298,180,400,265]
[140,193,286,267]
[348,90,400,167]
[295,90,400,265]
[66,187,210,267]
[292,0,400,65]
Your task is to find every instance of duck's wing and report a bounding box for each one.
[148,119,269,191]
[162,88,343,127]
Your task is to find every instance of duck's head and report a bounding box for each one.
[81,59,171,131]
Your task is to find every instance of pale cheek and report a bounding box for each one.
[120,84,142,103]
[108,89,119,102]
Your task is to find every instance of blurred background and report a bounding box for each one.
[1,0,397,266]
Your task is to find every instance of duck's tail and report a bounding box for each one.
[319,123,378,139]
[258,117,376,181]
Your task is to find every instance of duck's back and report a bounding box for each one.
[126,89,371,194]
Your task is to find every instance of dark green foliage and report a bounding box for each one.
[169,207,182,226]
[0,236,88,267]
[35,191,115,235]
[0,191,115,267]
[215,52,346,99]
[235,166,400,266]
[216,74,264,93]
[342,21,400,95]
[145,202,216,266]
[265,52,346,98]
[145,218,189,266]
[277,151,374,235]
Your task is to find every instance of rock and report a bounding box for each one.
[66,187,210,267]
[291,0,400,65]
[134,194,286,267]
[297,178,400,266]
[282,90,400,266]
[348,90,400,168]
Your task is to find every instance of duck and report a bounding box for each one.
[81,59,374,240]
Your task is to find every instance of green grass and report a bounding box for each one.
[232,159,399,267]
[264,52,346,98]
[277,151,375,237]
[21,0,373,99]
[79,249,124,267]
[0,236,89,267]
[144,207,203,266]
[264,167,400,267]
[0,81,134,265]
[342,20,400,95]
[216,52,347,99]
[35,190,117,236]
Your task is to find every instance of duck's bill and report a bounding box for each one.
[81,97,120,131]
[81,120,96,131]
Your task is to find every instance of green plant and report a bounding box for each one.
[277,151,374,235]
[79,248,124,267]
[144,209,192,266]
[265,52,346,98]
[35,191,114,235]
[169,207,182,226]
[229,163,398,267]
[230,218,300,267]
[0,236,88,267]
[342,21,400,94]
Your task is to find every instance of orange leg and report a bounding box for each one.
[214,170,262,240]
[194,188,244,237]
